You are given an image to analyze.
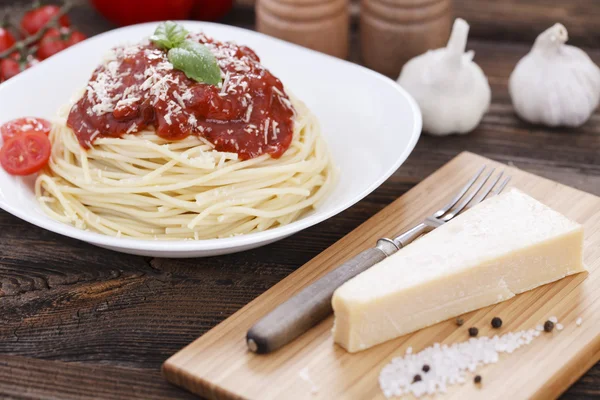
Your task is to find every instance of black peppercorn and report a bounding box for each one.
[544,320,555,332]
[491,317,503,328]
[413,374,422,383]
[422,364,430,373]
[456,318,464,326]
[468,327,479,337]
[474,375,482,384]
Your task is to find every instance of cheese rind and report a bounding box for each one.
[332,189,585,352]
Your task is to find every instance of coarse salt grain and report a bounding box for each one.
[556,323,564,331]
[549,316,558,324]
[379,329,541,398]
[298,367,319,394]
[576,317,583,326]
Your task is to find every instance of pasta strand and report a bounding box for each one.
[35,97,336,240]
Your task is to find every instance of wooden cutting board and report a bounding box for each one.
[163,152,600,400]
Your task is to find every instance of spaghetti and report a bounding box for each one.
[33,26,335,240]
[35,97,334,239]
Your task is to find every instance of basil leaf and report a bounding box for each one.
[150,21,188,50]
[168,40,222,86]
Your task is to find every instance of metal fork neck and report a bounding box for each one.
[393,222,432,248]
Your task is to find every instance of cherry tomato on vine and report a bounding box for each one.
[0,53,38,81]
[0,131,51,176]
[37,27,87,60]
[21,4,70,35]
[1,117,52,142]
[0,27,16,52]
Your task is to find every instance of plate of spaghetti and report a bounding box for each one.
[0,21,421,257]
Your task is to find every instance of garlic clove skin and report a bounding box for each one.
[397,18,491,136]
[509,23,600,127]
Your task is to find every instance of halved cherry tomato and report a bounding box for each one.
[0,131,51,176]
[1,117,52,142]
[0,53,38,81]
[37,27,87,60]
[21,5,70,35]
[0,27,16,52]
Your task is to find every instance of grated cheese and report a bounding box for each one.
[245,103,253,123]
[155,61,173,71]
[264,118,270,144]
[173,91,187,108]
[181,88,193,101]
[74,34,295,159]
[220,71,231,95]
[89,131,101,142]
[115,96,141,108]
[126,123,138,134]
[271,120,279,140]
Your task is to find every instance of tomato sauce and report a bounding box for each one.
[67,33,295,160]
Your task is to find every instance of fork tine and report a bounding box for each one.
[433,165,486,218]
[441,168,495,221]
[491,176,511,196]
[465,171,504,209]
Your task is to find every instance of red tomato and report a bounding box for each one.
[37,28,87,60]
[0,53,38,81]
[91,0,194,26]
[21,5,70,35]
[0,27,16,52]
[1,117,52,142]
[191,0,233,21]
[0,131,51,176]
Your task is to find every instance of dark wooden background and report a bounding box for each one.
[1,1,599,399]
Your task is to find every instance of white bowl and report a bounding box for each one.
[0,22,421,258]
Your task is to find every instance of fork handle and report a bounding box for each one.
[246,240,398,354]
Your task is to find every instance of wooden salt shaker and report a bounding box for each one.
[361,0,452,76]
[256,0,349,59]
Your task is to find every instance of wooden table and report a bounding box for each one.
[1,1,599,399]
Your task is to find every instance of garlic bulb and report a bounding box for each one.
[509,23,600,127]
[397,18,491,136]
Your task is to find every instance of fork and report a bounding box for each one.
[246,166,511,354]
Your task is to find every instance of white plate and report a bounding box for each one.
[0,21,421,258]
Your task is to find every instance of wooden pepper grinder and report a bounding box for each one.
[360,0,452,76]
[256,0,349,59]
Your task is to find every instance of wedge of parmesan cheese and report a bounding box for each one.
[332,189,585,352]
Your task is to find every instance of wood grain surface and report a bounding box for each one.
[163,152,600,400]
[1,1,599,399]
